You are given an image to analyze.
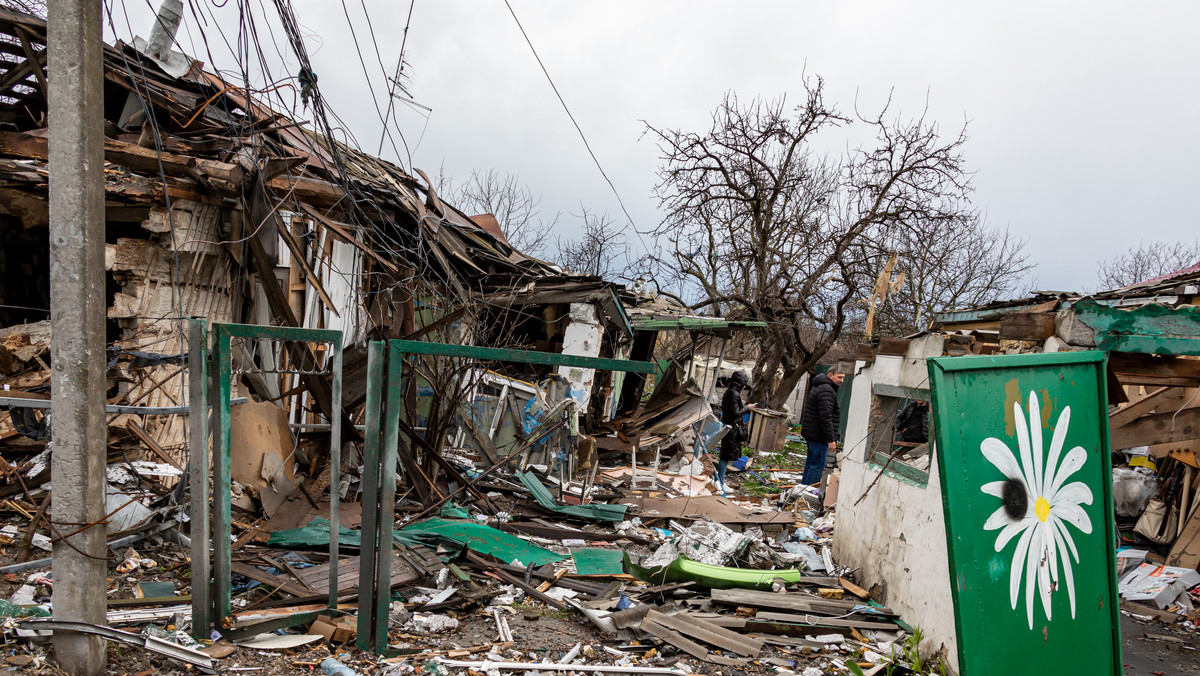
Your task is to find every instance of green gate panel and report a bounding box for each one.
[927,351,1120,675]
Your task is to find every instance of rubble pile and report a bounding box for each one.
[0,387,951,676]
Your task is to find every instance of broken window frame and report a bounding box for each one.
[865,383,934,485]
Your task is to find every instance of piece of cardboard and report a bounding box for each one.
[308,614,355,643]
[1118,563,1200,609]
[1167,504,1200,569]
[823,471,840,508]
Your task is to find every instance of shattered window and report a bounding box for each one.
[865,387,933,485]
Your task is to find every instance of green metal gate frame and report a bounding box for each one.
[189,320,344,637]
[356,339,656,651]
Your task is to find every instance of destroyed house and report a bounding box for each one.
[0,6,706,509]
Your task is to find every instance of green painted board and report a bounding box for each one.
[401,517,566,567]
[1072,297,1200,356]
[516,470,628,522]
[390,339,656,374]
[571,548,625,576]
[928,351,1120,675]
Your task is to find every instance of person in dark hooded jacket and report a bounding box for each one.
[800,367,844,485]
[717,370,754,494]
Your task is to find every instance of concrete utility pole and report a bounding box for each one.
[48,0,108,672]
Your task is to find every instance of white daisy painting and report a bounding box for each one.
[980,390,1094,630]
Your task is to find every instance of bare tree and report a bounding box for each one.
[440,168,558,257]
[873,216,1033,335]
[1096,239,1200,290]
[1,0,45,18]
[555,207,629,278]
[645,80,974,404]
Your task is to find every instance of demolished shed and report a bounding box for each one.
[834,263,1200,671]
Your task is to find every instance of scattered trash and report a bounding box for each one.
[405,613,460,634]
[232,633,324,650]
[320,657,359,676]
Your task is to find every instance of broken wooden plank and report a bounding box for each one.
[1110,353,1200,387]
[753,611,899,631]
[644,609,763,657]
[1119,600,1180,623]
[999,312,1057,341]
[838,577,870,599]
[1110,386,1177,429]
[1110,406,1200,450]
[876,337,912,357]
[229,562,313,598]
[126,420,182,470]
[710,587,895,617]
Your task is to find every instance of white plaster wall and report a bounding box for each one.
[834,356,959,672]
[557,303,603,407]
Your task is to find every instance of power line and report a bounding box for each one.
[501,0,651,258]
[377,0,417,156]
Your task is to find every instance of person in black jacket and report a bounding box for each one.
[800,367,844,485]
[896,399,929,443]
[718,370,755,495]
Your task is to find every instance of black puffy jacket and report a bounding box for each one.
[801,373,840,444]
[719,372,750,461]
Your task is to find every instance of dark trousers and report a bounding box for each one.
[801,441,828,485]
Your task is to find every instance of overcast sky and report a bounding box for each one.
[111,0,1200,294]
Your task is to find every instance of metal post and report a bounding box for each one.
[328,341,343,608]
[188,320,211,638]
[48,0,107,671]
[374,343,403,649]
[213,327,233,620]
[356,341,385,650]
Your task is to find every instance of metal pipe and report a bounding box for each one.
[0,396,247,414]
[434,658,688,674]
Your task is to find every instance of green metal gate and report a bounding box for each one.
[928,351,1120,675]
[189,321,345,638]
[355,339,657,651]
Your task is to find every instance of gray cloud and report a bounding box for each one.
[111,0,1200,293]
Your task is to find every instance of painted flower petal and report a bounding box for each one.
[982,480,1007,498]
[1053,481,1095,508]
[1010,525,1036,611]
[1036,524,1053,622]
[1028,392,1044,497]
[1051,501,1093,535]
[982,437,1023,481]
[1047,447,1088,499]
[1056,515,1081,562]
[995,517,1035,552]
[1052,518,1078,618]
[1025,526,1042,630]
[1044,406,1071,498]
[1014,400,1038,498]
[985,506,1013,531]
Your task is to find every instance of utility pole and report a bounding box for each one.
[48,0,108,672]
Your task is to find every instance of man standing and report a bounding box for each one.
[718,371,754,495]
[896,399,929,444]
[800,367,844,486]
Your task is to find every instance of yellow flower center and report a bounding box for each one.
[1035,497,1051,523]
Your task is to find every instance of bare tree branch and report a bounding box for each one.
[1096,239,1200,290]
[554,207,629,278]
[438,168,558,256]
[646,80,976,404]
[874,216,1033,334]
